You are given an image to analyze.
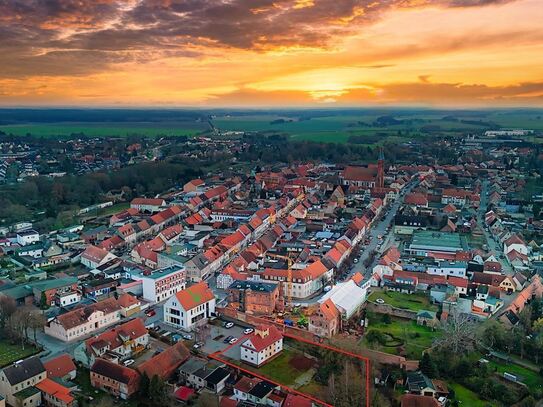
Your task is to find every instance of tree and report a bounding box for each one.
[149,375,166,401]
[437,311,476,353]
[0,295,16,332]
[195,393,219,407]
[140,373,150,398]
[419,352,438,378]
[39,292,49,310]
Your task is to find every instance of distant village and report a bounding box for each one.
[0,130,542,407]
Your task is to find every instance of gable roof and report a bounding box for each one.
[86,318,147,355]
[43,354,76,379]
[91,358,140,385]
[35,377,74,404]
[2,357,45,385]
[241,325,283,353]
[137,341,190,380]
[53,297,121,330]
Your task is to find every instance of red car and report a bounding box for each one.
[146,309,156,317]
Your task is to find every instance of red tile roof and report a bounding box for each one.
[35,378,74,404]
[137,342,190,380]
[131,198,165,206]
[43,354,76,379]
[241,325,283,353]
[86,318,147,355]
[175,281,215,311]
[117,293,140,308]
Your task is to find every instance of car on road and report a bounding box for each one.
[123,359,135,366]
[323,285,332,293]
[223,322,234,329]
[375,298,385,304]
[223,335,234,343]
[243,328,254,335]
[229,337,238,345]
[193,342,204,349]
[146,309,156,317]
[181,333,193,340]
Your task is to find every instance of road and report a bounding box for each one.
[349,180,418,279]
[477,180,513,275]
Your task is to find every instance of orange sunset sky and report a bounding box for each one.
[1,0,543,107]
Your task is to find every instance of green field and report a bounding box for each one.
[488,360,543,390]
[0,340,40,368]
[449,382,495,407]
[212,110,543,144]
[254,348,312,386]
[368,290,438,312]
[0,122,206,138]
[362,313,440,359]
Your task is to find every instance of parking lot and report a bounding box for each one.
[200,323,252,360]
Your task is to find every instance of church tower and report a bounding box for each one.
[377,148,384,189]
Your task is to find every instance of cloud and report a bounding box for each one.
[208,81,543,106]
[0,0,522,78]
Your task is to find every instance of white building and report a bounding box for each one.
[16,229,40,246]
[240,325,283,367]
[127,265,186,303]
[81,245,117,269]
[319,280,368,320]
[163,281,215,331]
[426,261,467,278]
[56,291,82,307]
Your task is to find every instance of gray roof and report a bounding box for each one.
[2,357,45,385]
[228,280,278,292]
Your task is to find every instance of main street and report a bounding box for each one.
[349,179,418,279]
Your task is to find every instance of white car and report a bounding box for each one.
[224,322,234,329]
[243,328,254,335]
[123,359,135,366]
[229,337,238,345]
[375,298,385,304]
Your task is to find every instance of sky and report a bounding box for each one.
[1,0,543,107]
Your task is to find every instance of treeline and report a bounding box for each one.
[0,160,203,229]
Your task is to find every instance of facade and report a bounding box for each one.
[35,378,75,407]
[90,359,140,399]
[16,230,40,246]
[43,354,77,381]
[130,198,165,213]
[227,280,280,315]
[163,281,216,331]
[80,245,117,269]
[44,297,121,342]
[240,325,283,367]
[128,265,186,303]
[117,293,141,317]
[0,357,46,407]
[309,298,340,338]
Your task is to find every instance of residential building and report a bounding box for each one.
[163,281,216,331]
[0,357,46,407]
[130,198,165,213]
[117,293,141,317]
[137,341,190,380]
[308,298,340,338]
[44,297,121,342]
[128,265,186,303]
[35,378,76,407]
[227,280,281,315]
[240,325,283,367]
[76,318,149,367]
[90,359,140,400]
[16,230,40,246]
[80,245,117,269]
[43,354,77,381]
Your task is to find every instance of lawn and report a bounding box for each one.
[449,382,495,407]
[96,202,130,217]
[488,360,543,390]
[0,339,40,368]
[256,348,315,386]
[362,313,441,359]
[368,290,438,312]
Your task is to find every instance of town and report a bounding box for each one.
[0,128,542,407]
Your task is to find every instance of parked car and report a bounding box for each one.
[152,326,161,332]
[375,298,385,304]
[193,342,204,349]
[229,337,238,345]
[223,322,234,329]
[243,328,254,335]
[146,309,156,317]
[182,333,193,340]
[223,335,234,343]
[123,359,135,366]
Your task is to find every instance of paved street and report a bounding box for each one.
[349,180,418,279]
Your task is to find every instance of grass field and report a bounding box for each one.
[254,348,314,386]
[0,340,40,368]
[362,313,440,359]
[368,290,438,312]
[449,382,495,407]
[0,122,206,138]
[488,360,543,390]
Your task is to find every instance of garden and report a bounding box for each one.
[361,312,440,359]
[368,290,438,312]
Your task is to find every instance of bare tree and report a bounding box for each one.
[436,311,476,354]
[28,311,46,344]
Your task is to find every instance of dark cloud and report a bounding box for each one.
[0,0,521,78]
